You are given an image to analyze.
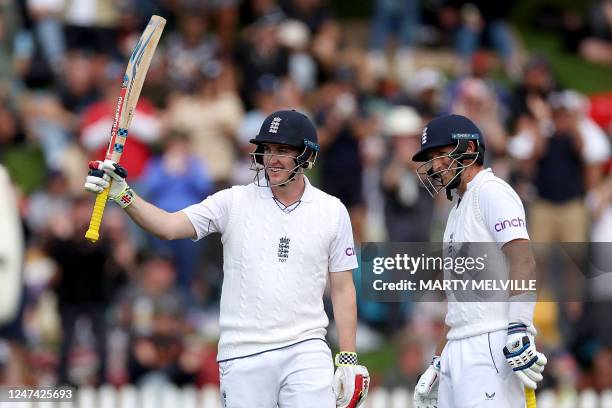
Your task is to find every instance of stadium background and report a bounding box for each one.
[0,0,611,406]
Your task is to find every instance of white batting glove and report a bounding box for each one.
[413,355,440,408]
[503,323,547,390]
[84,159,135,208]
[333,352,370,408]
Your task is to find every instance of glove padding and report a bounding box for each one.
[503,323,547,390]
[84,159,134,208]
[413,356,440,408]
[333,352,369,408]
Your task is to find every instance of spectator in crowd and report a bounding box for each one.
[444,0,519,77]
[46,197,126,385]
[579,0,612,66]
[449,77,509,174]
[25,170,71,236]
[139,130,213,296]
[239,0,285,27]
[63,0,120,55]
[165,12,220,93]
[26,0,65,76]
[277,19,317,92]
[444,51,512,123]
[235,14,289,109]
[510,55,558,126]
[282,0,340,80]
[165,60,243,189]
[401,68,446,120]
[117,253,193,385]
[529,92,588,243]
[0,1,22,88]
[381,106,433,242]
[316,65,373,242]
[368,0,420,81]
[551,90,610,191]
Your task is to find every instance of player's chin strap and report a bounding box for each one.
[250,140,319,187]
[417,140,479,201]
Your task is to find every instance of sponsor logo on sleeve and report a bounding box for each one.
[345,247,355,256]
[494,217,525,232]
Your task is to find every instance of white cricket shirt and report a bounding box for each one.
[182,177,358,361]
[443,169,529,340]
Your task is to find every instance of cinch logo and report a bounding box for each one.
[269,117,282,133]
[421,127,427,145]
[494,217,525,232]
[345,247,354,256]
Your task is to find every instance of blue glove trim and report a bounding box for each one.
[512,356,539,371]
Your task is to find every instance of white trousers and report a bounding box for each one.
[438,330,525,408]
[218,339,335,408]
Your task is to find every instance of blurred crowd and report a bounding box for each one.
[0,0,611,398]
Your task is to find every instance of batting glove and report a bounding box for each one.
[84,159,135,208]
[333,352,370,408]
[413,355,440,408]
[503,323,547,390]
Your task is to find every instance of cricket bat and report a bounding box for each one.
[525,388,536,408]
[85,15,166,243]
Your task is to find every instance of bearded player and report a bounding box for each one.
[411,114,547,407]
[85,110,369,407]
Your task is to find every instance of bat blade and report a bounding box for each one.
[85,15,166,243]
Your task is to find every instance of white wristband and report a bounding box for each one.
[508,292,536,326]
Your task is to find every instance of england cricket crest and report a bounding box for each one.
[278,236,290,262]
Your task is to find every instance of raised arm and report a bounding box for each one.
[123,193,196,240]
[84,160,196,240]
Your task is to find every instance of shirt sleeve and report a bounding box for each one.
[478,180,530,247]
[181,187,233,241]
[329,201,359,272]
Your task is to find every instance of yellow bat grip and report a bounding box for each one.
[85,184,111,242]
[525,388,536,408]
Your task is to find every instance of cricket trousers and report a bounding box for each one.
[438,330,526,408]
[218,339,335,408]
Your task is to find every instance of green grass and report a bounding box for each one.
[521,30,612,94]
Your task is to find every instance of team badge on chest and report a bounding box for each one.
[278,236,290,262]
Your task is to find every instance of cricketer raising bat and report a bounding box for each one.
[85,15,166,243]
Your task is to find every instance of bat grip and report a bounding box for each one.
[525,388,536,408]
[85,183,111,242]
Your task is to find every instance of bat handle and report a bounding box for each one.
[85,183,111,242]
[525,388,536,408]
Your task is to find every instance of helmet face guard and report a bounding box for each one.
[416,139,480,200]
[249,141,318,187]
